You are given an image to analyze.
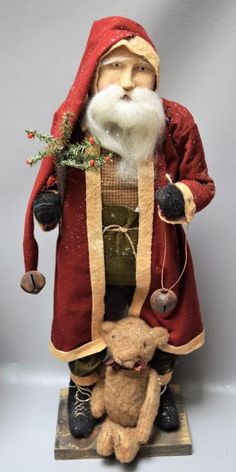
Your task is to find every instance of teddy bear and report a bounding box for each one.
[90,316,169,463]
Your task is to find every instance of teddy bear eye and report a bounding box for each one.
[143,341,147,348]
[111,334,116,339]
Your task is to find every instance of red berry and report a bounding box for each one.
[89,136,95,145]
[27,132,34,139]
[104,156,110,162]
[89,159,95,167]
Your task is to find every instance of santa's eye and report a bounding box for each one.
[111,62,121,68]
[135,64,153,74]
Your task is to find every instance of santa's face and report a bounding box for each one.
[86,45,165,179]
[95,45,156,93]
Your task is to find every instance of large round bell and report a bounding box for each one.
[20,270,46,294]
[150,288,177,316]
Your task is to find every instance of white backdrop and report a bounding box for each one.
[0,2,236,469]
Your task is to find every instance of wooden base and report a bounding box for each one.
[54,384,192,460]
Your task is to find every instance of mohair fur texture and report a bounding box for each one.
[90,316,169,463]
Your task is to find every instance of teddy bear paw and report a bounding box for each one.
[96,419,114,457]
[113,427,139,463]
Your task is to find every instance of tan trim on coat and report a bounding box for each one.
[128,158,154,317]
[50,329,204,363]
[161,330,205,355]
[70,371,100,386]
[175,182,196,223]
[85,170,106,340]
[49,338,107,362]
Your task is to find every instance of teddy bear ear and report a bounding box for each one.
[101,321,116,335]
[151,327,169,346]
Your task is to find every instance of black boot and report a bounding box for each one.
[155,385,180,431]
[67,380,96,438]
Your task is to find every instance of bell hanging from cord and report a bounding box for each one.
[150,288,177,317]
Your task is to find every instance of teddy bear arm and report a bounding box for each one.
[90,379,105,418]
[135,369,161,444]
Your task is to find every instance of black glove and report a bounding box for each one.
[155,184,185,220]
[33,192,61,230]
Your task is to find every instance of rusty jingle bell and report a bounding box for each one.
[20,270,46,294]
[150,288,177,316]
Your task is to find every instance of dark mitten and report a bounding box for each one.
[155,184,185,220]
[33,192,61,230]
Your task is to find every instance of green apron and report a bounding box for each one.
[102,204,139,286]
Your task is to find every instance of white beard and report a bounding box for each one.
[85,85,166,180]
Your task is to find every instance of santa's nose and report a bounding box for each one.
[119,69,135,91]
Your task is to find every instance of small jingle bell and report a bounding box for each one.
[20,270,46,294]
[150,288,177,316]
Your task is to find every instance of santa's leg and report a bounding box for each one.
[151,349,180,431]
[67,351,106,438]
[155,384,180,431]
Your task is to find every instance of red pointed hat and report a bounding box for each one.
[23,16,159,276]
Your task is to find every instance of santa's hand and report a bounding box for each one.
[155,184,185,220]
[33,192,61,231]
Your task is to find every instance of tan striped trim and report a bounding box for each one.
[49,338,107,362]
[161,330,205,355]
[128,158,154,317]
[70,371,100,386]
[85,170,106,340]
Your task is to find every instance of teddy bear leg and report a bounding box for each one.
[113,426,139,464]
[96,418,114,457]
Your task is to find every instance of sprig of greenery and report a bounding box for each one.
[25,112,113,170]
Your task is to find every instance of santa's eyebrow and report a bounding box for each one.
[101,55,151,67]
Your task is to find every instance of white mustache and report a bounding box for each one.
[85,84,166,180]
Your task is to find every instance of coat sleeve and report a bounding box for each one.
[159,112,215,225]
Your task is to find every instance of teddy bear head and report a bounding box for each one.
[101,316,169,370]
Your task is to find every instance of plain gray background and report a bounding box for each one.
[1,0,236,471]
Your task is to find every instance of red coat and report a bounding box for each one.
[22,18,215,362]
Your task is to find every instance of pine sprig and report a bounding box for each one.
[25,130,55,144]
[25,112,113,170]
[59,111,74,145]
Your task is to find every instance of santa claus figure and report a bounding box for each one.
[21,16,215,439]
